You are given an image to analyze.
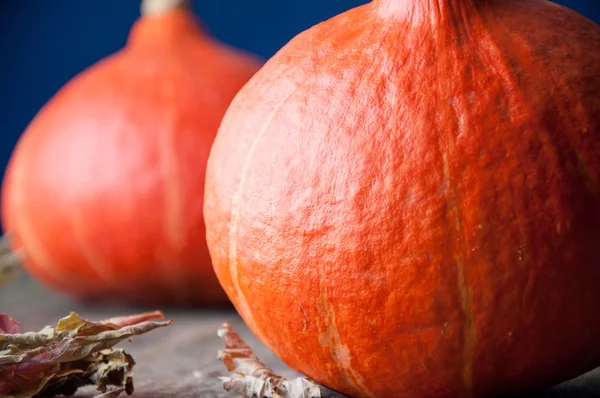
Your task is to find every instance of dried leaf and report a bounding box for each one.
[0,311,172,398]
[0,235,22,287]
[0,315,21,334]
[93,385,127,398]
[101,311,164,328]
[217,322,322,398]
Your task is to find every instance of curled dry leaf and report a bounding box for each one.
[101,311,165,328]
[0,235,22,287]
[217,322,322,398]
[0,315,21,334]
[0,311,172,398]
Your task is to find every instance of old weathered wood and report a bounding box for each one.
[1,273,599,397]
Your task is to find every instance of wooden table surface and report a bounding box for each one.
[2,274,600,398]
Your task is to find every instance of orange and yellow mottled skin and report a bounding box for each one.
[1,7,261,305]
[204,0,600,396]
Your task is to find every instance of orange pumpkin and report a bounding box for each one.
[1,0,261,305]
[204,0,600,396]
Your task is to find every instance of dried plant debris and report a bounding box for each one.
[0,235,22,287]
[217,322,322,398]
[0,311,172,398]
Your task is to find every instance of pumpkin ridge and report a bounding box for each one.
[228,87,300,336]
[481,6,598,195]
[15,207,95,296]
[442,151,475,398]
[8,148,95,295]
[13,217,68,290]
[449,96,476,398]
[316,268,375,398]
[457,259,475,398]
[467,8,527,124]
[156,92,190,304]
[434,24,477,395]
[159,108,186,253]
[470,15,544,326]
[69,211,116,288]
[535,50,598,195]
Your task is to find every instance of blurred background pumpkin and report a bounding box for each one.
[0,0,267,306]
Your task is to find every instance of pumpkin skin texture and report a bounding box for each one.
[1,0,261,306]
[204,0,600,397]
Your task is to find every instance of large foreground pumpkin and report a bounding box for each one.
[204,0,600,396]
[1,0,261,305]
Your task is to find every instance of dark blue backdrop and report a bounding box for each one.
[1,0,598,179]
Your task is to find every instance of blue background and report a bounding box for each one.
[0,0,598,179]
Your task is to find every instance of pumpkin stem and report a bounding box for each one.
[375,0,473,21]
[141,0,191,16]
